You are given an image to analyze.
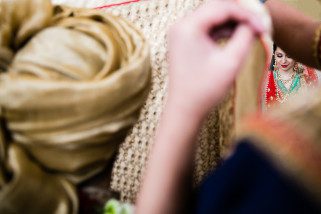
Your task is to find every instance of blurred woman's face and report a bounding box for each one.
[275,47,295,72]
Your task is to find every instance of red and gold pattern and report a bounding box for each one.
[265,70,277,107]
[264,66,318,108]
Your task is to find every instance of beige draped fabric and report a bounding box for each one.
[0,0,150,212]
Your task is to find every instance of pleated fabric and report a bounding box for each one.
[0,0,151,212]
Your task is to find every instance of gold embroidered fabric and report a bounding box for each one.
[95,0,269,202]
[0,0,150,212]
[49,0,270,203]
[100,0,223,202]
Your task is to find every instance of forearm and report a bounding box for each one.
[135,0,266,212]
[266,0,320,68]
[136,100,205,214]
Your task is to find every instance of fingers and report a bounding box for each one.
[190,0,265,34]
[224,24,255,65]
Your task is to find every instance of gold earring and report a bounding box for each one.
[274,61,278,70]
[293,62,298,72]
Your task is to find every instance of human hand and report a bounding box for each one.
[167,0,266,119]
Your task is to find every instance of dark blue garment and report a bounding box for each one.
[196,140,321,214]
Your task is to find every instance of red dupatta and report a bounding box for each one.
[265,66,319,108]
[265,70,277,107]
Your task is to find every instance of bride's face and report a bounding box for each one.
[275,47,295,72]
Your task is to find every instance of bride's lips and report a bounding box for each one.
[281,64,289,68]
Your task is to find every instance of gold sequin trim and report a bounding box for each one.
[312,24,321,68]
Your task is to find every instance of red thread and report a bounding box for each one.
[94,0,141,9]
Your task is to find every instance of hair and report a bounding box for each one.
[270,44,301,73]
[269,43,277,71]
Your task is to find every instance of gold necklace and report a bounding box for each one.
[276,70,295,85]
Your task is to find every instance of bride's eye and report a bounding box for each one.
[276,53,283,58]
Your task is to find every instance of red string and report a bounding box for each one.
[94,0,141,9]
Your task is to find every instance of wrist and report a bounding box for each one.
[165,96,212,125]
[163,103,204,128]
